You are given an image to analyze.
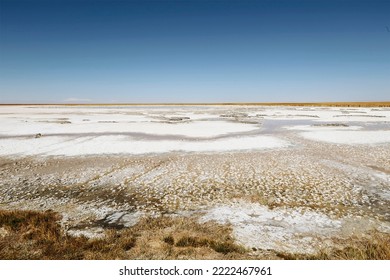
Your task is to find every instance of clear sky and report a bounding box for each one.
[0,0,389,103]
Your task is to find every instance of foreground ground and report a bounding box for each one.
[1,209,390,260]
[0,105,389,259]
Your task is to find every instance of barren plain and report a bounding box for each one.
[0,105,389,258]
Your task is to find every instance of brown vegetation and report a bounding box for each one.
[277,232,390,260]
[0,209,251,260]
[0,210,389,260]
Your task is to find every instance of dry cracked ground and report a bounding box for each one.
[0,105,389,258]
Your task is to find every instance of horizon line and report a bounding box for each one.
[1,101,390,107]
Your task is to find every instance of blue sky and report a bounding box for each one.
[0,0,389,103]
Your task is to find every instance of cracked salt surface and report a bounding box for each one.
[200,202,388,254]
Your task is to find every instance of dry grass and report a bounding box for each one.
[0,209,251,260]
[276,233,390,260]
[1,209,389,260]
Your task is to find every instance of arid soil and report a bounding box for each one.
[0,105,389,257]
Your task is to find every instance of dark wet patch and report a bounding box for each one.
[95,215,125,230]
